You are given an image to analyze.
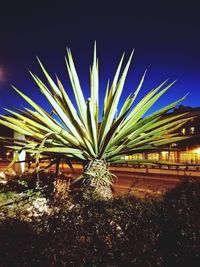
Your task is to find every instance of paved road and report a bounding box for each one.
[1,162,199,197]
[46,163,200,196]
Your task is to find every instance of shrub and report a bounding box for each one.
[0,195,162,266]
[0,218,48,267]
[0,179,200,266]
[32,195,162,266]
[0,171,71,199]
[159,179,200,266]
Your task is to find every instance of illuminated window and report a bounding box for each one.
[148,153,159,160]
[181,128,186,135]
[180,152,187,163]
[190,127,195,134]
[160,151,169,161]
[132,153,143,160]
[171,143,177,147]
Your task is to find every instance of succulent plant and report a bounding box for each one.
[0,44,189,198]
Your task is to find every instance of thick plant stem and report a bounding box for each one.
[82,159,114,200]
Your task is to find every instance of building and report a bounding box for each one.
[125,106,200,164]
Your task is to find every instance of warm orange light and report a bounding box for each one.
[161,151,168,155]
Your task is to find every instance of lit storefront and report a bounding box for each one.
[123,106,200,165]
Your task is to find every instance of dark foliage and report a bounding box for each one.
[0,171,70,198]
[0,179,200,266]
[41,196,162,266]
[159,179,200,267]
[0,218,48,267]
[0,196,161,266]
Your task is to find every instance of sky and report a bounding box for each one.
[0,1,200,117]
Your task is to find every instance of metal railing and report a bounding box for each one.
[110,162,200,171]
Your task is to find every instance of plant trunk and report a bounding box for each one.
[81,159,114,200]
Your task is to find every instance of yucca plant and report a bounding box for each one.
[0,44,190,198]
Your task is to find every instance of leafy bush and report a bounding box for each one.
[0,179,200,266]
[0,196,163,266]
[40,196,162,266]
[0,171,70,199]
[0,218,48,267]
[159,179,200,267]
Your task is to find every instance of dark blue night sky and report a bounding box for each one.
[0,1,200,117]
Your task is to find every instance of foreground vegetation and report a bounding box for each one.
[0,173,200,267]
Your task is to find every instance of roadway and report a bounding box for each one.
[34,162,200,196]
[1,162,200,197]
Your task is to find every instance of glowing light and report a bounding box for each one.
[181,128,186,135]
[0,66,6,82]
[161,151,168,155]
[194,147,200,154]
